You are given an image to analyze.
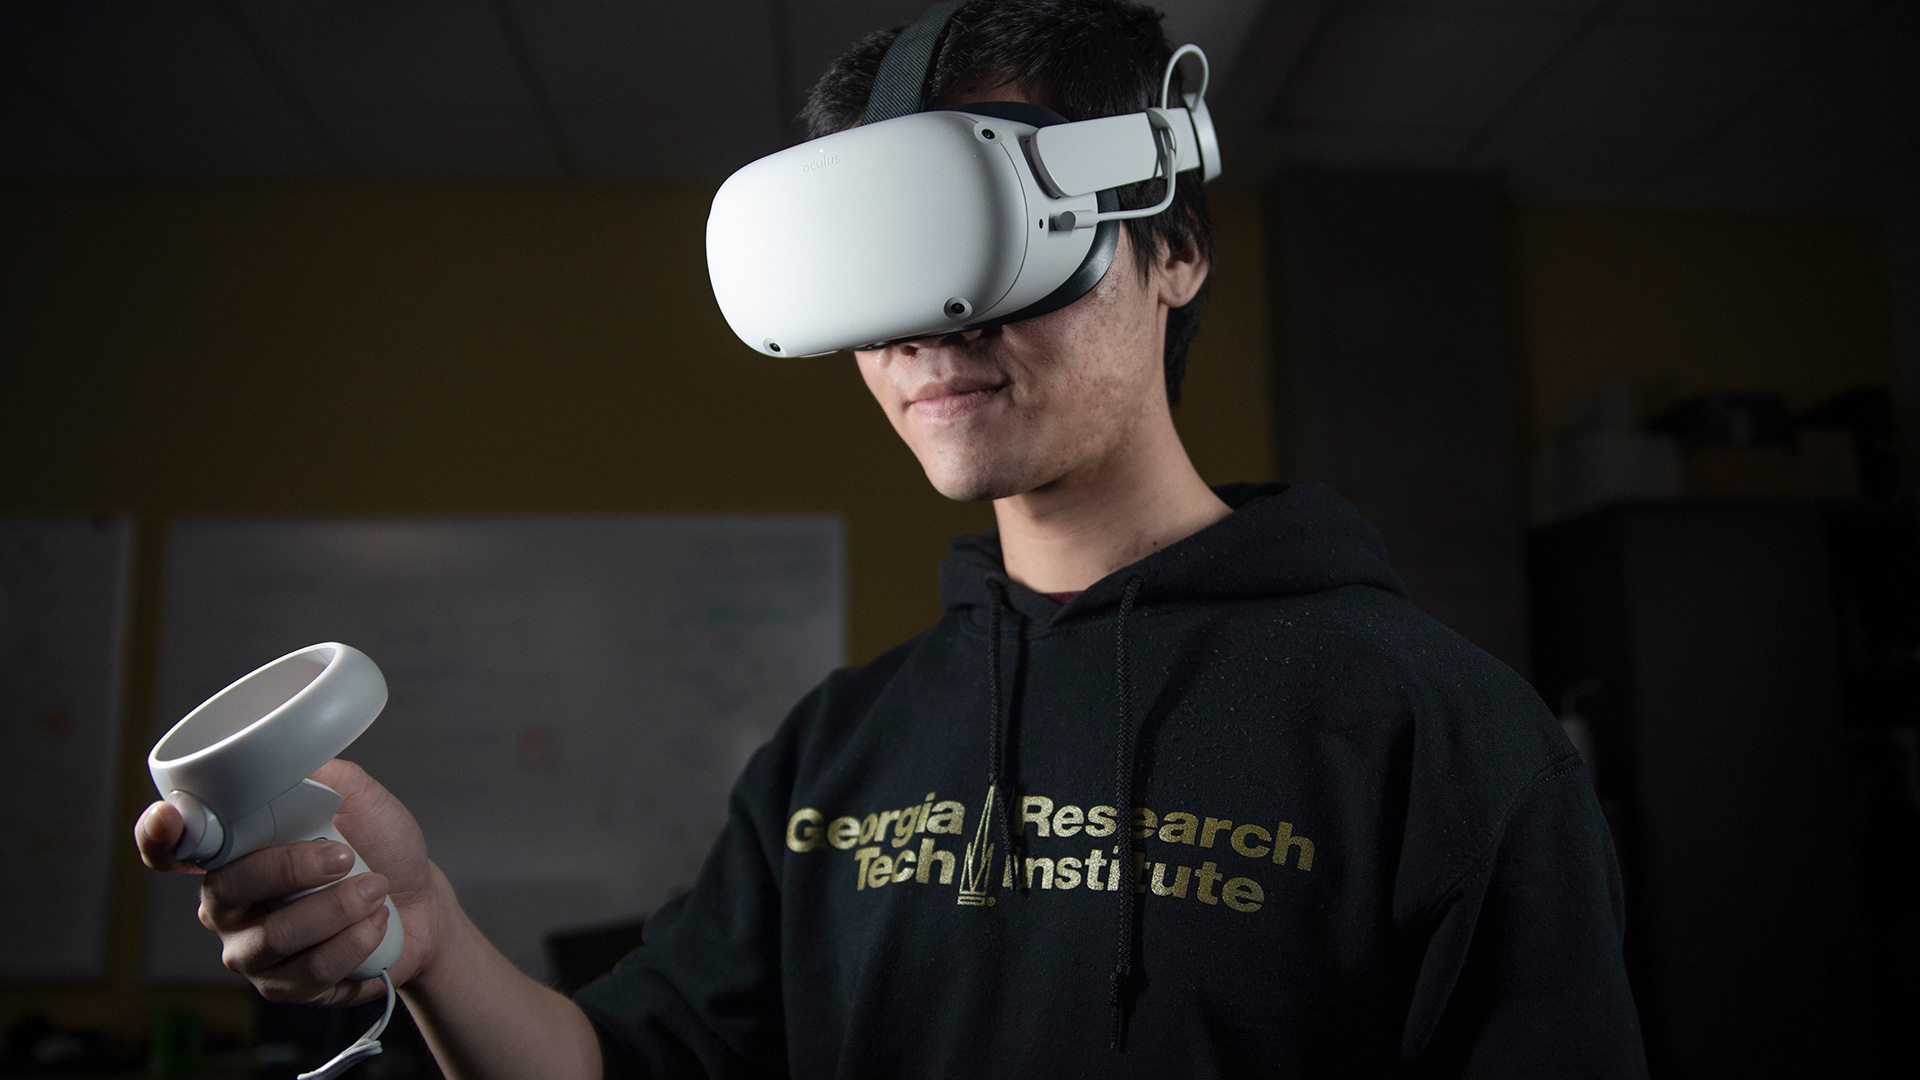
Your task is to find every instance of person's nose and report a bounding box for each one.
[896,327,985,357]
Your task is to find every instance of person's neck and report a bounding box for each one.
[993,412,1231,594]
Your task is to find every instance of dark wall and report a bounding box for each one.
[1266,168,1529,672]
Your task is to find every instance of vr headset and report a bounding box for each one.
[705,0,1222,358]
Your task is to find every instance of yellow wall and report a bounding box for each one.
[1509,207,1897,448]
[0,185,1270,1037]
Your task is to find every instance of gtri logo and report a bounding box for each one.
[784,786,1317,917]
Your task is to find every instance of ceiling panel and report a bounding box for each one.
[232,0,557,179]
[507,0,786,180]
[0,0,337,179]
[1481,21,1813,202]
[1280,122,1476,170]
[0,66,126,178]
[1155,0,1271,92]
[1322,1,1602,14]
[1650,144,1886,215]
[1611,0,1883,29]
[1650,26,1920,212]
[1826,138,1920,216]
[1282,6,1583,131]
[1699,26,1920,156]
[1866,0,1920,30]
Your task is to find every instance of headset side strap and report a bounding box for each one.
[865,0,965,124]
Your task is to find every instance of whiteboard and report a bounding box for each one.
[0,516,132,981]
[143,516,843,984]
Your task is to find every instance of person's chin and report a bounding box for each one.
[919,452,1030,503]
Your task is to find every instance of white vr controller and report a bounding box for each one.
[149,642,403,982]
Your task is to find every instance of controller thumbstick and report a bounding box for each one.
[168,791,226,863]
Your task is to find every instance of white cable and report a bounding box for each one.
[296,971,395,1080]
[1161,43,1210,111]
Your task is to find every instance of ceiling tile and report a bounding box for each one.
[1826,138,1920,216]
[1157,0,1272,91]
[1646,143,1877,214]
[1338,1,1604,13]
[0,0,338,179]
[0,67,126,178]
[1280,122,1477,170]
[1649,27,1920,210]
[1612,0,1882,29]
[1865,1,1920,31]
[1480,21,1812,201]
[230,0,557,179]
[1705,27,1920,152]
[1282,6,1584,130]
[506,0,786,181]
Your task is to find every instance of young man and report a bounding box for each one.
[138,2,1647,1076]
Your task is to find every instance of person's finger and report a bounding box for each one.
[249,905,393,1005]
[313,759,431,894]
[134,801,201,874]
[199,840,356,930]
[220,872,388,972]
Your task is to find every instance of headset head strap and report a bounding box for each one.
[864,0,965,124]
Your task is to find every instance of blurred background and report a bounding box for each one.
[1,0,1915,1076]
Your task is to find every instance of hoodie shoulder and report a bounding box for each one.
[1301,580,1568,767]
[1340,585,1551,722]
[1294,583,1584,912]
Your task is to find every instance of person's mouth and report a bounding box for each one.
[907,377,1008,420]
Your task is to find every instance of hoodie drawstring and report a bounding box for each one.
[1109,574,1144,1050]
[982,575,1147,1050]
[987,584,1018,893]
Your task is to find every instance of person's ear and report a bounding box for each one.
[1154,232,1209,309]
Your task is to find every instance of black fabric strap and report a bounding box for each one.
[864,0,964,124]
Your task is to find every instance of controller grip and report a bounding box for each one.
[266,780,405,981]
[303,823,404,980]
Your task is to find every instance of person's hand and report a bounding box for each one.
[134,759,447,1007]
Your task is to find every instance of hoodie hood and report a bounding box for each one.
[938,481,1408,626]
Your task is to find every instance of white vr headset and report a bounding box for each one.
[706,0,1222,358]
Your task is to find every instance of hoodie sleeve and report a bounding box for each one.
[1399,756,1649,1079]
[571,728,794,1079]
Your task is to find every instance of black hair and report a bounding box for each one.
[801,0,1215,406]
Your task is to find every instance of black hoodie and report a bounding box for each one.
[576,483,1649,1078]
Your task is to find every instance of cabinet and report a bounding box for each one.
[1530,502,1873,1076]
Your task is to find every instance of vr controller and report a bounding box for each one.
[148,642,403,981]
[707,16,1222,358]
